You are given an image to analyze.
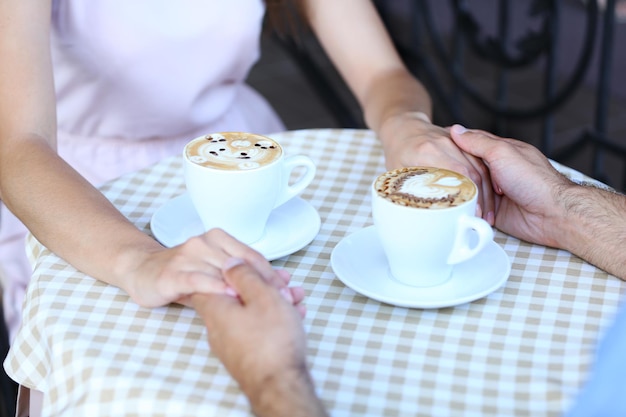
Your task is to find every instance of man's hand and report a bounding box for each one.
[449,125,576,248]
[125,229,287,308]
[191,258,328,417]
[379,113,495,223]
[450,125,626,281]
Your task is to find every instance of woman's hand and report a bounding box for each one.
[379,112,495,223]
[123,228,293,308]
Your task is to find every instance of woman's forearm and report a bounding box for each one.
[304,0,432,132]
[0,137,161,297]
[0,1,162,301]
[361,68,432,134]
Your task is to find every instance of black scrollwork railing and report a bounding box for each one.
[272,0,626,190]
[378,0,626,190]
[413,0,597,121]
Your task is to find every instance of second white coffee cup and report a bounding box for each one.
[372,166,494,287]
[183,132,316,244]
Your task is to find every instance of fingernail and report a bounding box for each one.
[223,257,245,272]
[452,124,467,135]
[280,287,294,304]
[487,211,495,226]
[225,287,239,298]
[475,204,483,218]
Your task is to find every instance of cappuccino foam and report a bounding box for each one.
[375,167,476,209]
[185,132,282,170]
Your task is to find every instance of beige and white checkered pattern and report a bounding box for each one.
[5,129,626,416]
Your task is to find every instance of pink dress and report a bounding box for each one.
[0,0,284,339]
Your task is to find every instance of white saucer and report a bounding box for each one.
[150,193,320,261]
[331,226,511,308]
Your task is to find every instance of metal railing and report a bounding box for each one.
[273,0,626,190]
[384,0,625,189]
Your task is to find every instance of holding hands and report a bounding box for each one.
[123,228,298,309]
[449,124,573,249]
[187,125,625,417]
[450,124,626,280]
[379,112,495,222]
[192,259,327,417]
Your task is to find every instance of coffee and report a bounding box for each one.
[185,132,282,171]
[183,132,316,244]
[371,166,493,286]
[374,167,476,209]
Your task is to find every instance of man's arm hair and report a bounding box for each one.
[557,184,626,280]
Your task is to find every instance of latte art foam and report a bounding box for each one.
[375,167,476,209]
[185,132,282,170]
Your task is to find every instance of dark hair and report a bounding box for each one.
[264,0,309,36]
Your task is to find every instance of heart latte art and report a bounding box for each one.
[185,132,282,170]
[375,167,476,209]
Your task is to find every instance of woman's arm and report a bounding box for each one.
[302,0,495,221]
[0,1,280,307]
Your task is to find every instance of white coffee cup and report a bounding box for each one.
[371,166,494,287]
[183,132,316,244]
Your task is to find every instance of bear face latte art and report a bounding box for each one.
[183,132,316,244]
[185,132,282,171]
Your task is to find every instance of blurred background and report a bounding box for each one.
[247,0,626,191]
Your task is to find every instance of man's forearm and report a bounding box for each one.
[246,367,329,417]
[556,185,626,280]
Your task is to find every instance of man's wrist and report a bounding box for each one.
[552,183,626,279]
[246,364,328,417]
[553,183,606,250]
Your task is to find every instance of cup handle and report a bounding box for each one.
[275,155,316,207]
[447,215,494,265]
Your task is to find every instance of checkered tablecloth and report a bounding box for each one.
[5,129,626,416]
